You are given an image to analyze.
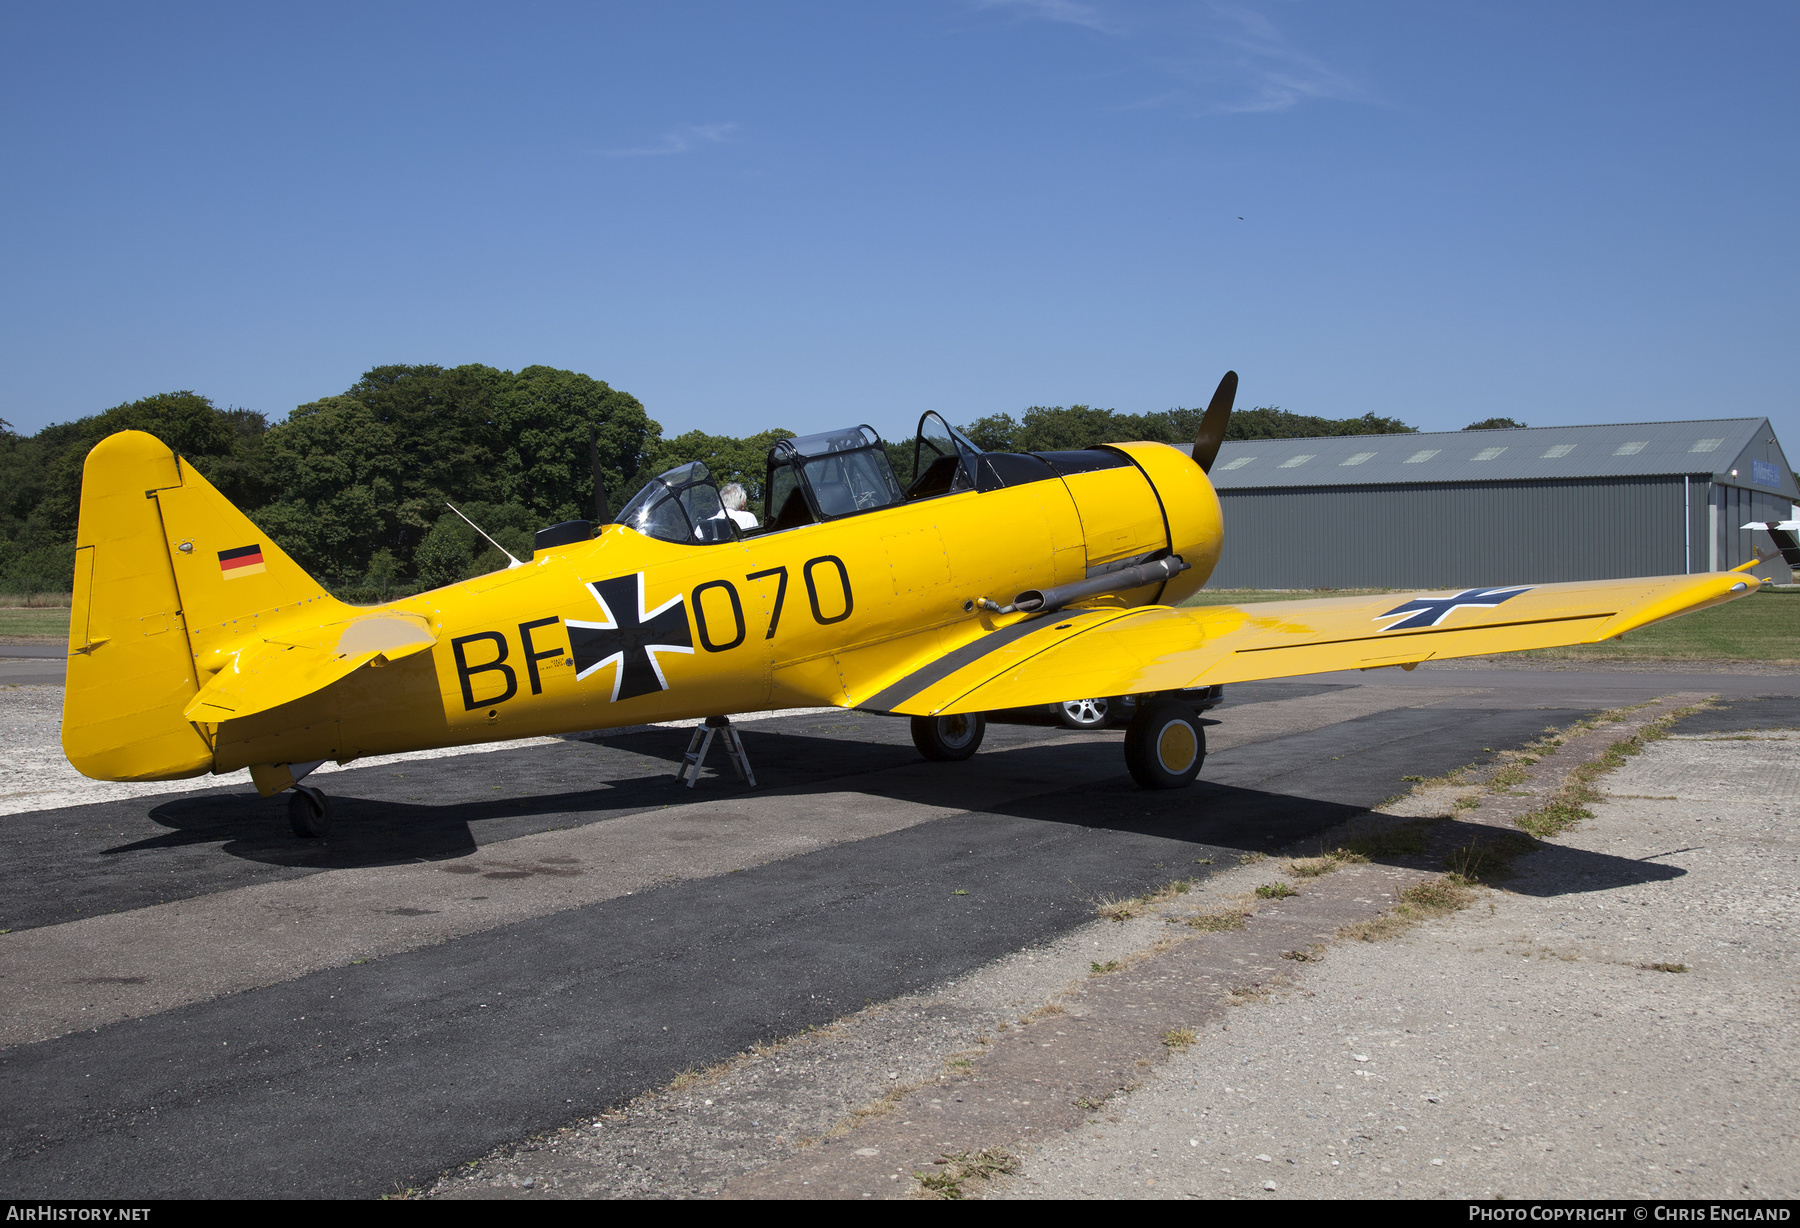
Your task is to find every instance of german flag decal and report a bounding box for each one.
[218,544,267,580]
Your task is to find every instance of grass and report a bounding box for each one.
[1090,960,1122,974]
[1181,585,1797,662]
[1641,962,1689,974]
[1446,833,1538,883]
[1095,897,1142,922]
[0,606,69,641]
[1095,878,1191,921]
[1255,882,1297,899]
[914,1149,1019,1200]
[1161,1027,1199,1050]
[1338,874,1477,942]
[1185,910,1248,932]
[1338,821,1435,859]
[1515,702,1704,839]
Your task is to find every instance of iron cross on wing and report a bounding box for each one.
[1372,585,1534,631]
[566,573,696,701]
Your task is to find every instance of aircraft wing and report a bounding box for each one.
[866,571,1759,717]
[184,614,437,724]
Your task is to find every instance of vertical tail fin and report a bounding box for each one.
[63,430,347,781]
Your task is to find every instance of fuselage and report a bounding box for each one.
[171,442,1221,776]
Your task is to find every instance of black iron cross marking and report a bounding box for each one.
[565,573,695,702]
[1373,585,1534,631]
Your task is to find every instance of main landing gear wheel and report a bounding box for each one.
[911,712,987,762]
[287,784,331,839]
[1124,699,1205,790]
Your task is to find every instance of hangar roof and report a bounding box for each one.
[1188,417,1797,498]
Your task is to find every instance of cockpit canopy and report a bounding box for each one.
[765,425,906,529]
[615,460,738,546]
[615,412,1109,546]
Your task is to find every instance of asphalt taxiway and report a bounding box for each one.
[1,667,1795,1198]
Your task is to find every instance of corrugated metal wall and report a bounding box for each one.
[1209,475,1689,589]
[1713,481,1796,581]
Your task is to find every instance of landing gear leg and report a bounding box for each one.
[676,715,757,788]
[287,784,331,839]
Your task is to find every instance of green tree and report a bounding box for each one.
[1464,417,1527,430]
[1225,407,1416,440]
[495,365,659,523]
[641,427,794,504]
[956,404,1416,455]
[960,413,1021,452]
[255,363,659,583]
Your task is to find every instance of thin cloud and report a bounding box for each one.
[601,122,740,158]
[969,0,1370,117]
[1183,2,1369,114]
[969,0,1117,34]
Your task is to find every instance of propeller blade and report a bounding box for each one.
[1191,370,1238,473]
[589,424,610,524]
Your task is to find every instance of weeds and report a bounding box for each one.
[1162,1027,1199,1050]
[1141,879,1192,904]
[1641,962,1689,974]
[1514,702,1704,839]
[1090,960,1123,974]
[1486,763,1530,791]
[914,1148,1019,1199]
[1517,798,1594,838]
[1095,897,1142,923]
[851,1086,913,1120]
[1096,877,1196,922]
[1186,911,1248,932]
[1286,857,1339,878]
[1337,874,1475,942]
[1446,833,1537,883]
[1255,882,1297,900]
[1338,821,1435,859]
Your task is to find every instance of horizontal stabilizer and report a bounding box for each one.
[1742,521,1800,568]
[184,614,436,724]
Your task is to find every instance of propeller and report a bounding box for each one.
[589,424,610,524]
[1190,370,1238,473]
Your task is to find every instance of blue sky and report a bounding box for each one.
[2,1,1795,453]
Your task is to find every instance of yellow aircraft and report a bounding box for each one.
[63,374,1772,837]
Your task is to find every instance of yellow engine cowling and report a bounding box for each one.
[1054,442,1223,608]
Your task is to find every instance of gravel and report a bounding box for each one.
[1004,731,1800,1200]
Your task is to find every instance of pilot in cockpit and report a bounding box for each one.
[719,482,759,530]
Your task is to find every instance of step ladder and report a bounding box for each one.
[676,715,757,788]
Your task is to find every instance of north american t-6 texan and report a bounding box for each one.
[61,374,1800,838]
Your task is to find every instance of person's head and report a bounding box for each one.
[720,482,747,511]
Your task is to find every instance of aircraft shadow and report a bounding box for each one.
[115,729,1686,899]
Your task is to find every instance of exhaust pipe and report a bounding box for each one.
[980,555,1191,616]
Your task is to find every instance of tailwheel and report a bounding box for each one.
[1124,699,1205,789]
[911,712,987,762]
[287,784,331,839]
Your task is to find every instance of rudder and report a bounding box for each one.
[62,430,347,781]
